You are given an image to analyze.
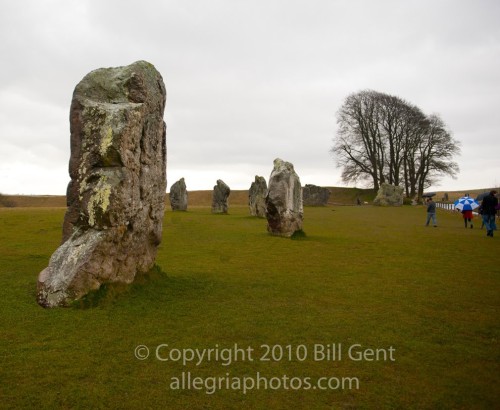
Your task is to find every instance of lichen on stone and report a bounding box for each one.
[87,176,111,227]
[100,126,113,157]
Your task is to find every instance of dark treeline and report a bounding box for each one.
[331,90,460,198]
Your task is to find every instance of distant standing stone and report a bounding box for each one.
[248,176,267,217]
[302,184,330,206]
[265,158,303,237]
[37,61,167,307]
[212,179,230,214]
[170,178,188,211]
[373,183,404,206]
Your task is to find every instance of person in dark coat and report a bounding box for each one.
[425,197,437,227]
[481,190,498,237]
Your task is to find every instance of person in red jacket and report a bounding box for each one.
[461,209,473,228]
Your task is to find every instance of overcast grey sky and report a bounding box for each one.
[1,0,499,195]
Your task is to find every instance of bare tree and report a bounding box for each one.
[413,114,460,198]
[332,90,460,196]
[401,104,429,198]
[332,90,386,190]
[378,93,414,186]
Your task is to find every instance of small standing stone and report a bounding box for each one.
[265,158,303,237]
[302,184,330,206]
[248,176,267,217]
[373,183,404,206]
[211,179,230,214]
[170,178,188,211]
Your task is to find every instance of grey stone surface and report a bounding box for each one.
[302,184,330,206]
[170,178,188,211]
[373,183,404,206]
[265,158,303,237]
[248,175,267,217]
[37,61,167,307]
[211,179,230,214]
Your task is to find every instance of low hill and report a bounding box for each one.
[0,195,66,208]
[166,187,376,207]
[1,187,375,208]
[432,188,497,202]
[1,187,497,208]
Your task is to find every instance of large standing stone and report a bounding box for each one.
[248,176,267,217]
[302,184,330,206]
[373,183,404,206]
[170,178,188,211]
[37,61,167,308]
[265,158,303,237]
[212,179,230,214]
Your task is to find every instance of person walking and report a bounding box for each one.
[461,209,473,228]
[425,197,437,227]
[481,190,498,237]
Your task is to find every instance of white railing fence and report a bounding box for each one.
[436,202,456,211]
[436,202,479,215]
[436,202,500,219]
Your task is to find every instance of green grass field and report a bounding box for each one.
[0,205,499,409]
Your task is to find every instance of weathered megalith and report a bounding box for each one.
[37,61,167,307]
[248,175,267,217]
[302,184,330,206]
[212,179,230,214]
[170,178,188,211]
[265,158,303,237]
[373,183,404,206]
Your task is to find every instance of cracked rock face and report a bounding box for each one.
[265,158,303,237]
[248,176,267,217]
[37,61,167,307]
